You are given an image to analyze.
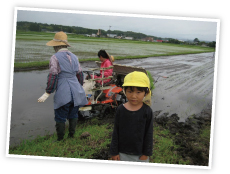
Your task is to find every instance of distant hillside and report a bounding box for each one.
[16,21,163,40]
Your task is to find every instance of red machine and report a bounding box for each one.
[78,61,148,120]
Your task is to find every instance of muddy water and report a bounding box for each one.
[128,52,215,122]
[10,70,55,147]
[9,52,215,147]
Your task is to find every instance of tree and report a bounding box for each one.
[67,27,73,33]
[168,38,181,44]
[193,38,200,43]
[207,41,216,48]
[29,23,40,31]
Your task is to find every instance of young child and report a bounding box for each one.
[110,71,153,162]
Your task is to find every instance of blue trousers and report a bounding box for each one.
[54,101,79,123]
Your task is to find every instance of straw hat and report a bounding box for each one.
[104,50,114,64]
[110,55,114,62]
[46,31,70,47]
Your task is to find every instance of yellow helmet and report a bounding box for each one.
[123,71,152,106]
[122,71,150,89]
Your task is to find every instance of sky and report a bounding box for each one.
[16,8,218,42]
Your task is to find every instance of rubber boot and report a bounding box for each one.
[68,118,78,138]
[55,122,65,141]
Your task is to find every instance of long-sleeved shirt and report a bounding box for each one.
[110,103,153,156]
[46,48,84,94]
[91,59,113,84]
[45,48,88,109]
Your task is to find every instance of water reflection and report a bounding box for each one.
[10,70,55,146]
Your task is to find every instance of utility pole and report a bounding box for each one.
[108,26,111,37]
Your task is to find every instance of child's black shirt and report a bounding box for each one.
[110,103,153,156]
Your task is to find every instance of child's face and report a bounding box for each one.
[125,87,146,106]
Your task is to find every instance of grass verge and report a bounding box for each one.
[8,116,211,166]
[14,51,214,71]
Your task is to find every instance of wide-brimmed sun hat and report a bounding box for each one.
[46,31,70,47]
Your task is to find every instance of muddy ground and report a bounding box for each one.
[89,106,212,166]
[9,52,215,153]
[80,52,214,122]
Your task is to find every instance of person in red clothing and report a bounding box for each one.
[90,50,114,84]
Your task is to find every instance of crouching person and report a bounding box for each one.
[110,71,153,162]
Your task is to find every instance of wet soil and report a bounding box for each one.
[9,52,215,149]
[154,107,212,166]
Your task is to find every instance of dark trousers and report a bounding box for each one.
[54,101,79,123]
[54,101,79,140]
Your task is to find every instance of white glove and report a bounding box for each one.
[38,92,50,102]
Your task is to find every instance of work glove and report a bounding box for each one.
[38,92,50,102]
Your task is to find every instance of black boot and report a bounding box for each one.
[55,122,65,141]
[68,118,78,138]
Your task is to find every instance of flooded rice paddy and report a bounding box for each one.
[15,39,210,63]
[9,52,215,147]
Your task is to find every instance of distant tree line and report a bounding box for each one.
[167,38,181,44]
[207,41,216,47]
[165,38,216,48]
[108,29,150,40]
[16,21,216,47]
[193,38,216,47]
[17,21,154,40]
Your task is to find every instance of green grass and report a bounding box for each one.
[14,60,50,69]
[8,117,211,165]
[147,70,155,90]
[150,124,190,164]
[9,118,112,159]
